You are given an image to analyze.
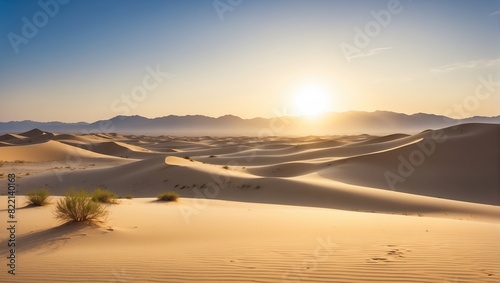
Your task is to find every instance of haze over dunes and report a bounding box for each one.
[1,111,500,135]
[1,122,499,282]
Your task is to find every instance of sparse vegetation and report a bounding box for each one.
[157,192,179,202]
[223,165,230,170]
[54,189,108,223]
[91,188,118,204]
[122,195,134,200]
[209,155,216,158]
[26,189,51,206]
[182,156,195,162]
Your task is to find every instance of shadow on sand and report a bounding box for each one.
[0,221,97,255]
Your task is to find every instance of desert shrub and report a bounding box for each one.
[222,165,230,170]
[54,189,108,222]
[157,192,179,202]
[122,195,133,199]
[91,188,118,204]
[26,189,50,206]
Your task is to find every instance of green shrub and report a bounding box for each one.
[54,189,108,223]
[26,189,50,206]
[91,188,118,204]
[157,192,179,202]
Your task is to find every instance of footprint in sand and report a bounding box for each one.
[368,245,412,263]
[387,249,405,258]
[478,269,495,277]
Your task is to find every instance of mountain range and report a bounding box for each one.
[1,111,500,135]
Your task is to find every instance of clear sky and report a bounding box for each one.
[1,0,499,122]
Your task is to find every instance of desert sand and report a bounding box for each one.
[0,123,499,282]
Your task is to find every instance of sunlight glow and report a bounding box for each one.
[294,85,331,118]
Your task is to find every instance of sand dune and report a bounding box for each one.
[1,123,499,282]
[18,128,46,137]
[0,135,26,146]
[60,133,120,143]
[0,197,498,283]
[84,141,160,159]
[0,132,55,146]
[352,133,410,145]
[317,123,500,205]
[173,144,255,157]
[0,133,25,142]
[190,134,421,166]
[0,140,122,162]
[53,133,92,143]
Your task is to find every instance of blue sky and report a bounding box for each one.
[1,0,499,122]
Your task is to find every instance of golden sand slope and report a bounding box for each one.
[0,197,499,283]
[0,140,122,162]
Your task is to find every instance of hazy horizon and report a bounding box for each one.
[1,0,499,123]
[2,109,500,124]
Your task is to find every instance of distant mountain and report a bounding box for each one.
[0,120,88,133]
[1,111,500,135]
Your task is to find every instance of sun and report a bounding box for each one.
[294,85,331,118]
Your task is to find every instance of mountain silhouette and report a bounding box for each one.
[1,111,499,135]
